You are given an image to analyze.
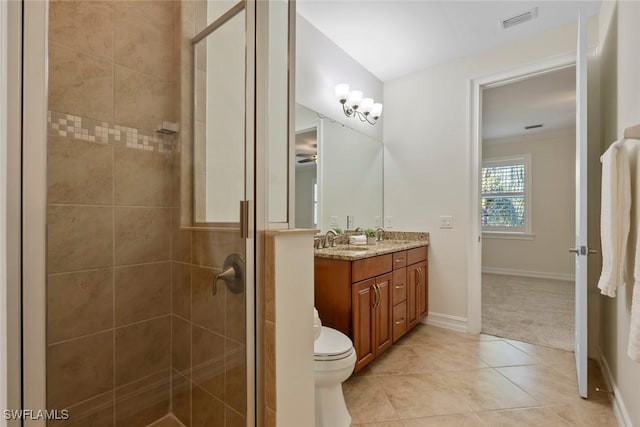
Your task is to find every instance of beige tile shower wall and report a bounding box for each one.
[169,2,248,426]
[46,1,177,426]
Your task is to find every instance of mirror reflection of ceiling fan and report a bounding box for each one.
[295,128,318,164]
[296,153,317,163]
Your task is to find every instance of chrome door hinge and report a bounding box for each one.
[569,245,599,256]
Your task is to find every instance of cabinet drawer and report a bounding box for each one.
[392,268,407,305]
[392,301,407,343]
[352,254,392,283]
[392,251,407,269]
[407,246,428,265]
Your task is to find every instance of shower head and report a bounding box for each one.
[156,121,180,135]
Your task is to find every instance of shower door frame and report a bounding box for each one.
[190,0,258,423]
[3,0,25,424]
[20,0,49,425]
[17,0,290,424]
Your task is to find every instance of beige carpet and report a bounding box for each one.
[482,273,574,351]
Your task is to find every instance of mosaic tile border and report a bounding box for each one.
[47,111,175,154]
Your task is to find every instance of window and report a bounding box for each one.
[482,155,531,234]
[312,178,318,227]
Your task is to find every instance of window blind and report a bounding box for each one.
[482,162,526,228]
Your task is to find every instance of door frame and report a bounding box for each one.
[467,53,577,334]
[21,0,49,424]
[2,0,25,422]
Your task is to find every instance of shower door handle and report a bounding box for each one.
[212,253,245,296]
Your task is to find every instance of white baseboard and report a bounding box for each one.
[482,267,574,282]
[424,312,468,333]
[598,348,632,427]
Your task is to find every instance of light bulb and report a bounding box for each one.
[334,84,350,104]
[360,98,374,114]
[371,103,383,119]
[348,90,363,110]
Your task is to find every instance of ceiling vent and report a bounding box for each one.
[501,8,538,30]
[524,124,544,130]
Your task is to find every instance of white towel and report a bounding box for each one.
[598,141,631,297]
[628,283,640,361]
[629,145,640,361]
[349,235,366,245]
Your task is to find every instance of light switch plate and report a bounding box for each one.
[330,216,339,227]
[385,216,393,228]
[374,216,382,227]
[440,215,453,229]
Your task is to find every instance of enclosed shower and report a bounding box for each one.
[45,1,252,425]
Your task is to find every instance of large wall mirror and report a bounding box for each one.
[295,104,383,232]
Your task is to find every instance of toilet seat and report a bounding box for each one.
[314,327,354,361]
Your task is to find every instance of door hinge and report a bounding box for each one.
[240,200,249,239]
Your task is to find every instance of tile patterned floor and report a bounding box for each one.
[344,325,618,427]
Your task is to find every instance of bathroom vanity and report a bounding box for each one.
[314,236,429,372]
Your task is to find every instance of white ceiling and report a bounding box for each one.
[297,0,600,82]
[482,65,576,140]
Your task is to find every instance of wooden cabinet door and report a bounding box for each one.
[407,264,419,329]
[352,278,375,371]
[374,273,393,356]
[417,261,428,320]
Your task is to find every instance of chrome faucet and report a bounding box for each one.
[324,230,337,248]
[354,227,363,234]
[376,227,385,242]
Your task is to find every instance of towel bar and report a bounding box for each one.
[623,124,640,140]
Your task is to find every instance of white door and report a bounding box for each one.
[573,12,588,399]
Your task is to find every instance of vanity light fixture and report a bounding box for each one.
[334,83,382,125]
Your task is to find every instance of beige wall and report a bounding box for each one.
[383,19,599,324]
[265,230,316,427]
[482,129,575,278]
[599,1,640,425]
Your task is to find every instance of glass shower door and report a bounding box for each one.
[188,0,255,425]
[43,0,255,425]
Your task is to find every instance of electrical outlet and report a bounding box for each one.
[330,216,339,227]
[374,216,382,227]
[385,216,393,228]
[440,215,453,229]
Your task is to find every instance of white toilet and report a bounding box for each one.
[313,309,356,427]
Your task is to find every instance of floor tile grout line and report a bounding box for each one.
[346,325,616,427]
[489,365,545,407]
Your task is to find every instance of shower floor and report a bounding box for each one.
[146,414,185,427]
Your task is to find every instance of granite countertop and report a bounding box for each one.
[314,232,429,261]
